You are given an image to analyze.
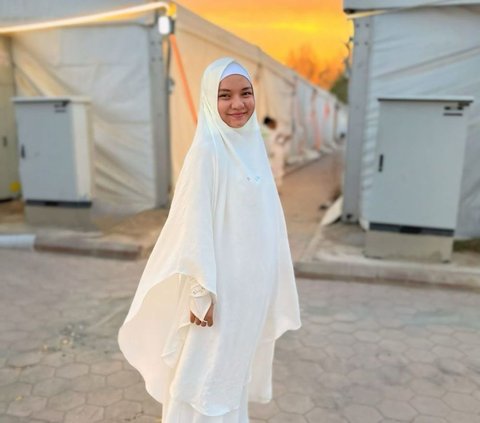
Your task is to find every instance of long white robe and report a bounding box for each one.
[117,57,301,420]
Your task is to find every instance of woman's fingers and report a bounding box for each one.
[191,313,206,326]
[204,304,214,327]
[190,303,214,327]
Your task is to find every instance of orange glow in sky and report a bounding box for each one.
[177,0,353,86]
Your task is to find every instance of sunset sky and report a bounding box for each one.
[177,0,353,87]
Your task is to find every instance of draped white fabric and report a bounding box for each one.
[117,57,301,417]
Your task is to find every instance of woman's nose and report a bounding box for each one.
[231,97,244,109]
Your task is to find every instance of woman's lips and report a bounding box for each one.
[229,112,247,118]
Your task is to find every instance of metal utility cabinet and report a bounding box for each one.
[365,95,474,262]
[12,96,95,228]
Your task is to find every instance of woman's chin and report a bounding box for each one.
[225,116,250,128]
[229,121,246,128]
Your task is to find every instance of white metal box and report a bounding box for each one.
[11,96,94,205]
[366,95,474,261]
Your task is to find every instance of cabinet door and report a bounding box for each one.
[17,101,76,201]
[369,100,468,230]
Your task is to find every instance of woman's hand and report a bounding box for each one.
[190,302,214,327]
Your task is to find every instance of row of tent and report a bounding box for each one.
[0,0,347,215]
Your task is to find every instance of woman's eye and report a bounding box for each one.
[243,92,252,96]
[218,94,229,99]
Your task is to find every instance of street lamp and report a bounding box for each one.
[158,15,174,35]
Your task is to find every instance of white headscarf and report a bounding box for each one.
[197,57,271,183]
[118,57,301,414]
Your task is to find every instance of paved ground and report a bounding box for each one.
[2,152,480,423]
[2,250,480,423]
[280,150,343,263]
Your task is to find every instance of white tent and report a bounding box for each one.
[0,0,346,216]
[342,0,480,238]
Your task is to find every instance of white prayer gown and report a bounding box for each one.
[117,57,301,421]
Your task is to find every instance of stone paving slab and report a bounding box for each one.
[2,249,480,422]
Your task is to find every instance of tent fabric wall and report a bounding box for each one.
[0,36,19,199]
[356,5,480,237]
[292,78,341,159]
[9,25,157,214]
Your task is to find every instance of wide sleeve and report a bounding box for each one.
[117,139,218,404]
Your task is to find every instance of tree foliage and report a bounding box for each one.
[286,43,349,103]
[330,72,348,104]
[286,44,340,89]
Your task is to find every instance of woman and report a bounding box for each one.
[117,57,301,422]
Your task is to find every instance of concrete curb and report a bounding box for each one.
[294,254,480,291]
[0,233,36,249]
[0,232,146,260]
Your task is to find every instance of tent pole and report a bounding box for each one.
[341,16,373,223]
[148,23,171,208]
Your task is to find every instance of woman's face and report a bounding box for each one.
[217,74,255,128]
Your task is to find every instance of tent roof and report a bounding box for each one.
[0,0,155,26]
[344,0,480,13]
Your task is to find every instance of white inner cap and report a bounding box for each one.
[220,61,251,82]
